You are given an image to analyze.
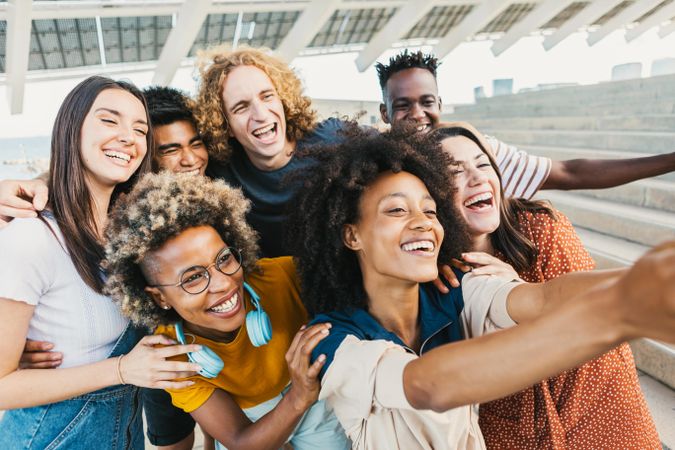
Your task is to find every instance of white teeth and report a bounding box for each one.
[252,124,275,137]
[182,169,200,176]
[104,150,131,162]
[464,192,493,207]
[209,293,238,313]
[416,124,429,132]
[401,240,435,252]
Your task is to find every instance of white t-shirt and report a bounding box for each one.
[0,217,128,368]
[486,136,552,200]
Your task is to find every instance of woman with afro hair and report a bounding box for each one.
[285,126,675,450]
[104,172,349,450]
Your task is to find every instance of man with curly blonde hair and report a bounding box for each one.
[194,46,347,257]
[105,172,349,450]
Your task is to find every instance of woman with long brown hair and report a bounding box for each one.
[0,76,200,449]
[434,126,661,450]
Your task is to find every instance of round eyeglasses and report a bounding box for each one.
[148,247,242,295]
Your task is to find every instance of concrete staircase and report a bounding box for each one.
[444,74,675,448]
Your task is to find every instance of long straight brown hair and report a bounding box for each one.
[432,126,555,272]
[47,76,153,292]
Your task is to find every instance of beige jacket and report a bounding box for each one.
[319,273,520,450]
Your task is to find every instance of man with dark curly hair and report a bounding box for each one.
[286,126,675,450]
[143,86,209,177]
[376,49,675,199]
[104,172,349,450]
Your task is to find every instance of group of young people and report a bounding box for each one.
[0,47,674,450]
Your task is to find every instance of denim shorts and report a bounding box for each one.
[0,323,145,450]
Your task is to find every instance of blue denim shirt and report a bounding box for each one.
[309,270,466,379]
[0,323,146,450]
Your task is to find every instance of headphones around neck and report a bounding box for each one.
[174,282,272,378]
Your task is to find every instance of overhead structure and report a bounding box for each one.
[626,0,675,42]
[5,0,33,114]
[587,0,665,46]
[542,0,625,51]
[152,0,212,86]
[491,0,575,56]
[433,0,511,59]
[1,0,675,112]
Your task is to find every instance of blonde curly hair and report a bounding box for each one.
[103,172,260,329]
[195,45,318,162]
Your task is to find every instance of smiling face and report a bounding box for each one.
[221,65,292,171]
[343,171,444,286]
[143,225,246,342]
[381,68,441,134]
[79,88,149,191]
[441,136,501,239]
[154,120,208,176]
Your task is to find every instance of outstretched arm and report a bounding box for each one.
[403,241,675,412]
[542,152,675,190]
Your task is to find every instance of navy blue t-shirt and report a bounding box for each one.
[206,118,346,258]
[309,271,467,379]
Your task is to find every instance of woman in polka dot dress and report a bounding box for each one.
[435,126,661,450]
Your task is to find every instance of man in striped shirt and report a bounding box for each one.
[376,50,675,199]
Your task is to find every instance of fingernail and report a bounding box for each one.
[325,323,332,328]
[321,328,330,334]
[300,325,307,330]
[194,365,203,371]
[318,354,326,362]
[188,381,195,386]
[44,343,54,349]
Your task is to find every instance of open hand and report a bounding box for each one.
[284,323,331,412]
[119,334,203,389]
[0,178,49,224]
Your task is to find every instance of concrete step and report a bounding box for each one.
[573,226,649,269]
[442,114,675,132]
[481,129,675,154]
[534,191,675,247]
[637,370,675,449]
[515,145,675,184]
[454,99,675,116]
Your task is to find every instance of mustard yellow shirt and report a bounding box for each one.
[156,257,308,412]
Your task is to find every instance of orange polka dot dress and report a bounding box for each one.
[478,209,661,450]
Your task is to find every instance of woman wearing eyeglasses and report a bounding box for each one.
[104,171,349,450]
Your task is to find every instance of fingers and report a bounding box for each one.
[0,204,39,219]
[450,258,472,273]
[461,252,503,266]
[31,183,49,211]
[286,324,306,361]
[160,360,202,373]
[156,344,204,359]
[440,264,460,288]
[431,277,449,294]
[288,324,331,370]
[19,360,62,369]
[156,370,200,380]
[139,334,177,346]
[24,339,54,352]
[154,380,196,390]
[19,350,63,365]
[305,354,326,380]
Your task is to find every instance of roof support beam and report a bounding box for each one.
[433,0,511,59]
[491,0,575,56]
[542,0,624,50]
[5,0,33,114]
[587,0,664,46]
[625,1,675,41]
[276,0,340,62]
[658,19,675,38]
[151,0,211,86]
[355,0,437,72]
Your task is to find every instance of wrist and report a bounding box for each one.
[283,386,312,414]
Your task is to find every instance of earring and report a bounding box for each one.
[162,305,171,310]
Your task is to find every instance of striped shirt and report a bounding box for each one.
[486,136,551,199]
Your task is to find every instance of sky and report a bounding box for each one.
[1,26,675,141]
